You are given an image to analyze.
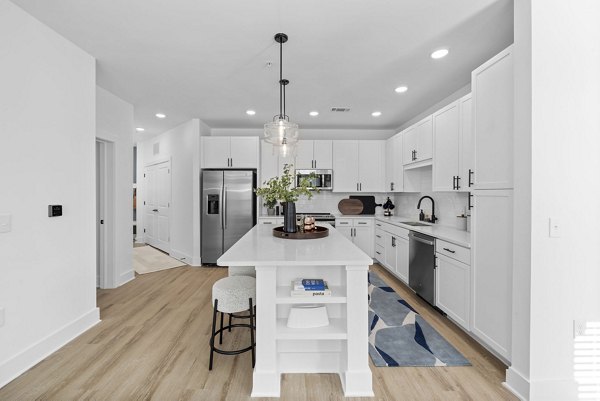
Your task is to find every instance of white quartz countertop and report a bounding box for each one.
[218,223,373,266]
[375,216,471,248]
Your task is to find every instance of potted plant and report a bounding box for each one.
[255,164,317,232]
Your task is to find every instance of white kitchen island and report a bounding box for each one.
[218,223,374,398]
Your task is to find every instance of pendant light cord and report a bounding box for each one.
[279,39,283,119]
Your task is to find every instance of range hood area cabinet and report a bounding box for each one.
[432,93,473,192]
[332,140,385,193]
[202,136,259,169]
[402,116,433,166]
[294,140,333,169]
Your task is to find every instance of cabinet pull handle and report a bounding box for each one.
[392,237,396,247]
[356,183,359,191]
[152,209,158,212]
[376,235,381,238]
[452,176,456,190]
[468,193,473,210]
[360,183,362,191]
[456,176,461,190]
[376,251,381,255]
[414,150,417,160]
[443,247,456,253]
[391,182,394,191]
[358,222,366,225]
[468,169,474,187]
[263,222,272,224]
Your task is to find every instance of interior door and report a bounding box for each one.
[223,171,255,253]
[144,165,156,247]
[154,162,171,252]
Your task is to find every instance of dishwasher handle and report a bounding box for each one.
[409,233,435,246]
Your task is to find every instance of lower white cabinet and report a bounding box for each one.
[374,220,409,284]
[257,217,283,225]
[435,252,471,331]
[471,189,513,360]
[395,236,409,283]
[336,218,374,258]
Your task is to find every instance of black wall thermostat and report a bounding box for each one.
[48,205,63,217]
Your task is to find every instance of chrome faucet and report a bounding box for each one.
[417,196,437,223]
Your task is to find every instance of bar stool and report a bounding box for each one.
[209,275,256,370]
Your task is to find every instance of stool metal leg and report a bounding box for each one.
[228,314,232,332]
[209,299,218,371]
[249,297,255,368]
[219,312,224,345]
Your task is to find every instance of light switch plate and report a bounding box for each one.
[549,217,561,238]
[0,214,11,233]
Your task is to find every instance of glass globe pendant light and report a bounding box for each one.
[264,33,299,156]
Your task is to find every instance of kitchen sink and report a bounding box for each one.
[402,221,431,227]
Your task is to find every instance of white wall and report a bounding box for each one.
[510,1,600,400]
[0,0,99,387]
[210,128,395,140]
[96,86,135,287]
[138,119,202,265]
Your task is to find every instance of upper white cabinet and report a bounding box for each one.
[295,140,332,169]
[403,116,433,166]
[202,136,259,168]
[432,94,472,192]
[472,45,514,190]
[333,140,385,192]
[385,134,403,192]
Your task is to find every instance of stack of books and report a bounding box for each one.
[291,278,331,297]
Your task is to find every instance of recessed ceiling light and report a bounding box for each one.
[246,110,256,116]
[135,127,145,132]
[431,49,449,59]
[371,111,382,117]
[309,111,319,117]
[395,86,408,93]
[155,113,166,119]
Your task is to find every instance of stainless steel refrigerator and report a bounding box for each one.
[201,170,256,264]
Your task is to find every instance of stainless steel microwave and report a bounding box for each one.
[296,169,333,191]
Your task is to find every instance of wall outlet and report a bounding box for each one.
[0,308,5,327]
[549,217,561,238]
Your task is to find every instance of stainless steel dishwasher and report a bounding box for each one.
[408,232,436,305]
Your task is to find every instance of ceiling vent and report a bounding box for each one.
[331,107,351,112]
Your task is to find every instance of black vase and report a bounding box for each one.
[282,202,297,233]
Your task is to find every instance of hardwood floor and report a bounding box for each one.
[0,264,518,401]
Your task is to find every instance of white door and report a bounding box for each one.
[472,46,514,190]
[332,141,359,192]
[458,94,473,192]
[96,141,104,288]
[416,116,433,161]
[313,140,333,169]
[402,126,417,165]
[202,137,230,168]
[432,101,460,191]
[295,140,314,169]
[471,189,513,359]
[395,237,409,283]
[358,141,384,192]
[145,161,171,253]
[230,137,259,168]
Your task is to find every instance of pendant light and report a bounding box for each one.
[264,33,299,158]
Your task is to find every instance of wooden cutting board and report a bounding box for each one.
[338,199,364,215]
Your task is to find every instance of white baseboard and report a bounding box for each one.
[117,269,135,286]
[169,248,192,265]
[134,235,145,243]
[504,366,530,400]
[0,308,100,389]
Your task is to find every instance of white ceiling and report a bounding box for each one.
[11,0,513,138]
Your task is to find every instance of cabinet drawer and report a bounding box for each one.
[374,229,384,247]
[336,219,353,226]
[436,239,470,265]
[354,219,373,227]
[389,225,409,239]
[374,244,384,261]
[258,218,283,225]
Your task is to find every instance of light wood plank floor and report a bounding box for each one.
[0,264,518,401]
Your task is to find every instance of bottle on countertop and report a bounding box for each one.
[419,209,424,221]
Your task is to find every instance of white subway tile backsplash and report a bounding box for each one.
[394,192,469,228]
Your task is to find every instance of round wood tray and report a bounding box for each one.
[272,226,329,239]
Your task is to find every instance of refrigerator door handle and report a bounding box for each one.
[223,185,228,229]
[220,185,225,230]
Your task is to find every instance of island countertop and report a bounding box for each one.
[217,223,373,267]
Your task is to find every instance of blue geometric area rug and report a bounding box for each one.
[368,271,470,367]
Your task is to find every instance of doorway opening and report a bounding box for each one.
[96,139,115,288]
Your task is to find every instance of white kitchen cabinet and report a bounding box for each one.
[403,116,433,166]
[385,134,403,192]
[336,217,374,258]
[471,189,513,360]
[435,239,471,331]
[383,231,396,271]
[374,220,409,284]
[432,101,460,191]
[295,140,333,169]
[472,46,513,190]
[333,140,384,192]
[260,140,279,184]
[257,217,283,225]
[202,136,259,168]
[459,94,473,191]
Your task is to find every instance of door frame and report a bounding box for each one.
[96,139,116,289]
